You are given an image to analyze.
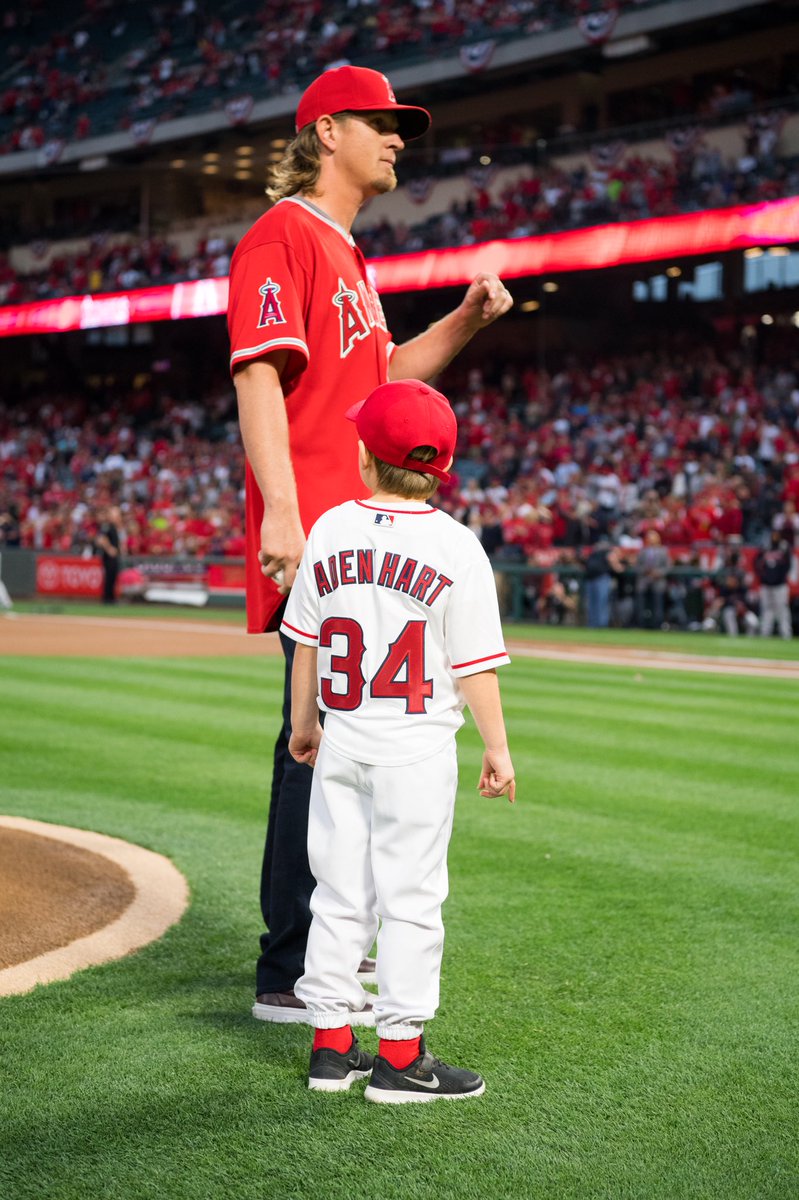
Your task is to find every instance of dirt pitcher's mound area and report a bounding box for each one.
[0,817,189,997]
[0,827,136,970]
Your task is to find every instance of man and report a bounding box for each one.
[755,530,793,639]
[582,538,623,628]
[634,528,670,629]
[94,506,122,605]
[228,65,513,1024]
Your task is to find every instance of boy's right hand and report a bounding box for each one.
[289,724,323,768]
[478,749,516,804]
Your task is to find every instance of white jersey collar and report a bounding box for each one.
[281,196,356,247]
[356,499,436,515]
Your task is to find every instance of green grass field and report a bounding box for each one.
[1,631,798,1199]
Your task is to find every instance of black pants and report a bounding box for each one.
[102,558,119,604]
[255,632,317,995]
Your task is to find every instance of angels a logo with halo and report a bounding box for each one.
[257,278,286,327]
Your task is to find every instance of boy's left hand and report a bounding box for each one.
[289,724,323,767]
[478,749,516,803]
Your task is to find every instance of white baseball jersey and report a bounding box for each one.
[281,498,510,766]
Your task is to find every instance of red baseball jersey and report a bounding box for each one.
[227,197,395,632]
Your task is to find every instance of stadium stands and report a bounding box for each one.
[1,0,797,628]
[0,0,689,151]
[2,349,797,560]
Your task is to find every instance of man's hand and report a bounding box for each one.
[258,508,306,594]
[289,723,323,767]
[478,748,516,803]
[459,273,514,331]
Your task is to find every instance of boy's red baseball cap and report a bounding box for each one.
[295,66,431,141]
[346,380,457,482]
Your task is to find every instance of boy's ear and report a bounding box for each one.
[358,439,373,471]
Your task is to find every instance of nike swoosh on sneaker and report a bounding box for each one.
[404,1073,439,1089]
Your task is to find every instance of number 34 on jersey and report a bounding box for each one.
[321,617,433,714]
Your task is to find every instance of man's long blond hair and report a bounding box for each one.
[266,114,349,203]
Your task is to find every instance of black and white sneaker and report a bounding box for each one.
[308,1036,374,1092]
[364,1038,485,1104]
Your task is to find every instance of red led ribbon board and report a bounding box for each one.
[0,278,230,338]
[0,198,797,338]
[368,195,799,294]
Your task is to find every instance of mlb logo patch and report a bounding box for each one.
[374,513,394,527]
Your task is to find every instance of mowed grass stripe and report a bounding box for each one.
[2,654,283,703]
[0,658,283,820]
[501,657,798,707]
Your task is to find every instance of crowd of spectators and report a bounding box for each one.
[0,380,246,561]
[0,0,676,153]
[356,135,796,258]
[2,348,798,631]
[0,232,232,307]
[1,122,796,306]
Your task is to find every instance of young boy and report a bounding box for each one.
[281,379,515,1103]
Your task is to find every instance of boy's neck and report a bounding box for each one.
[367,488,432,506]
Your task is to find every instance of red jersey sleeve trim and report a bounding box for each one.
[281,619,319,641]
[230,336,309,371]
[451,651,510,669]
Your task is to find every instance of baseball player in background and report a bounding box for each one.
[283,379,515,1102]
[227,64,513,1021]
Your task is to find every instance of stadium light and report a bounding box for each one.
[602,35,653,59]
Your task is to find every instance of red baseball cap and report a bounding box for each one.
[346,380,457,483]
[295,66,431,141]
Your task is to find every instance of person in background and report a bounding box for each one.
[755,530,793,639]
[94,505,123,605]
[583,538,624,628]
[634,529,670,629]
[706,550,755,636]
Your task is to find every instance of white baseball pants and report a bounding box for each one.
[295,738,458,1039]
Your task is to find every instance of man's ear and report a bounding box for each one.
[315,114,338,153]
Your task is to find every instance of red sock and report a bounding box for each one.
[379,1036,421,1069]
[313,1025,353,1054]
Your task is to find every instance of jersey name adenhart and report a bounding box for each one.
[313,547,453,607]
